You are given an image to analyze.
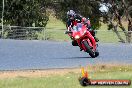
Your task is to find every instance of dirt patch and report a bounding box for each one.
[0,65,131,79]
[0,68,81,79]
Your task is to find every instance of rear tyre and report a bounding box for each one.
[83,41,95,58]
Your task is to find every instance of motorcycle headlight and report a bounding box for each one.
[75,35,80,39]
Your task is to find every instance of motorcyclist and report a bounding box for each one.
[66,10,82,31]
[66,10,99,45]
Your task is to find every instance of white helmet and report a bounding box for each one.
[67,10,76,17]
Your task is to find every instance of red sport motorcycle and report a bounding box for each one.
[65,23,99,58]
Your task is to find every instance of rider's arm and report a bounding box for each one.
[66,20,72,31]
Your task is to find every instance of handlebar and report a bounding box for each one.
[65,31,73,34]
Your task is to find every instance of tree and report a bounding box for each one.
[2,0,132,42]
[101,0,132,43]
[3,0,48,27]
[0,0,3,23]
[48,0,102,30]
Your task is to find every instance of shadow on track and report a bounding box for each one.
[55,56,92,59]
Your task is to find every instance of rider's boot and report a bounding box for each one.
[80,47,83,51]
[72,40,78,46]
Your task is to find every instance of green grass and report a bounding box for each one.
[0,66,132,88]
[45,16,70,41]
[96,23,126,43]
[45,16,127,43]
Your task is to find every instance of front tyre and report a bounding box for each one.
[95,50,99,57]
[83,41,95,58]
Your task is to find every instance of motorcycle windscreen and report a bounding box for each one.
[72,23,83,32]
[72,23,87,39]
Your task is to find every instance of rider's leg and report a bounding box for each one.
[89,30,99,42]
[72,40,78,46]
[85,23,99,42]
[72,40,83,51]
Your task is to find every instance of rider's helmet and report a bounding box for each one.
[67,10,76,20]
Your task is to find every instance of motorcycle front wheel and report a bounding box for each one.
[83,41,95,58]
[95,50,99,57]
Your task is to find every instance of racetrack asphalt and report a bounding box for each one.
[0,39,132,70]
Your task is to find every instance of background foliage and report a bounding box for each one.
[0,0,132,42]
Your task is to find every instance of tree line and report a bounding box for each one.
[0,0,132,42]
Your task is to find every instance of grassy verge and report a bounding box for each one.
[0,65,131,88]
[45,16,70,41]
[45,16,127,43]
